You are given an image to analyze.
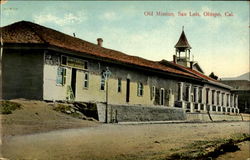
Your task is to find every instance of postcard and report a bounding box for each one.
[0,1,249,160]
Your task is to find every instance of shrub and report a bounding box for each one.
[53,104,72,113]
[0,101,22,114]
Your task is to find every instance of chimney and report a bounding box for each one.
[173,55,177,63]
[97,38,103,47]
[190,61,194,69]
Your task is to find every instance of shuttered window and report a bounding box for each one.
[100,72,105,90]
[83,72,89,88]
[137,82,143,96]
[118,78,122,92]
[56,67,66,85]
[151,86,156,100]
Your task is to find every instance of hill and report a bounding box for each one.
[0,99,99,136]
[221,72,250,81]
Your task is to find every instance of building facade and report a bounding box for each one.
[221,80,250,113]
[0,21,239,114]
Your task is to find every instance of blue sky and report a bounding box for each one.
[1,1,249,78]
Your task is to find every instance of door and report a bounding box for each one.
[206,89,209,104]
[160,88,165,105]
[126,79,130,102]
[71,68,77,97]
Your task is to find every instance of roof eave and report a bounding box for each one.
[3,43,203,82]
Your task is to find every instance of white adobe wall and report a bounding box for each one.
[43,63,153,105]
[75,71,152,105]
[43,64,72,101]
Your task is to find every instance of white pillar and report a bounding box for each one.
[217,91,221,106]
[228,94,231,107]
[232,94,234,108]
[221,93,226,107]
[214,90,217,106]
[208,89,211,105]
[188,85,191,102]
[178,82,183,101]
[235,95,238,108]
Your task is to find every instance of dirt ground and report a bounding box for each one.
[0,99,99,136]
[1,122,249,160]
[216,141,250,160]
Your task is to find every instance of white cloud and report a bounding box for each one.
[101,12,119,21]
[33,10,87,26]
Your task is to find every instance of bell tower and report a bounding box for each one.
[174,26,192,67]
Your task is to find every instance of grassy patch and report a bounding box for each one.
[0,101,22,114]
[53,104,72,113]
[53,103,98,121]
[53,103,86,119]
[166,133,250,160]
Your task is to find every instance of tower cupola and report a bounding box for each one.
[174,26,192,67]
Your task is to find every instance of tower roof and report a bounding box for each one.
[175,29,191,49]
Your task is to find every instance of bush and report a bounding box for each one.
[0,101,22,114]
[53,104,72,113]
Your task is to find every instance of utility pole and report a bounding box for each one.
[103,67,111,123]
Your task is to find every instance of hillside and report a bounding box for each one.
[0,99,99,136]
[222,72,250,81]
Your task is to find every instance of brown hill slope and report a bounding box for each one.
[0,99,99,136]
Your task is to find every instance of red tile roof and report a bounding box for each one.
[1,21,201,80]
[159,60,232,89]
[176,63,216,81]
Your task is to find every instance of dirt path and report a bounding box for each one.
[1,122,249,160]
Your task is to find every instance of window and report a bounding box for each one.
[100,72,105,90]
[118,78,122,92]
[61,56,67,65]
[83,72,89,88]
[84,61,88,70]
[151,86,156,100]
[56,67,66,85]
[137,82,143,96]
[160,88,165,105]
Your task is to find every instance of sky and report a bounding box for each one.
[1,1,249,78]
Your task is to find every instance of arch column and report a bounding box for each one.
[235,95,238,108]
[177,82,185,109]
[178,82,183,101]
[232,94,235,108]
[187,85,194,112]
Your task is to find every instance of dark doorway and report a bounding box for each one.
[206,89,209,104]
[71,68,77,97]
[160,89,164,105]
[126,79,130,102]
